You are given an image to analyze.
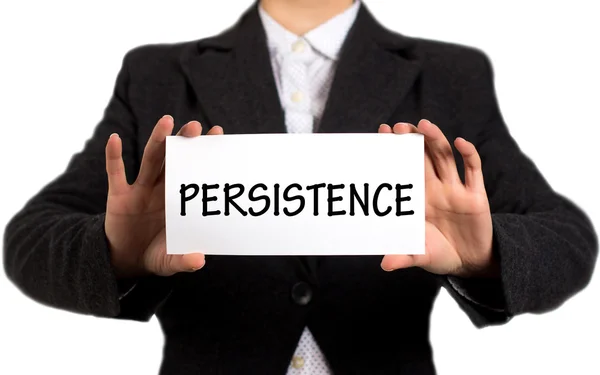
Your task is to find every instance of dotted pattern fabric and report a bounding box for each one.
[259,1,360,134]
[287,327,332,374]
[258,3,361,374]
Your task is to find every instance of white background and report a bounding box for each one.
[0,1,598,374]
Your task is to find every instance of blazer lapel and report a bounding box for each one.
[180,3,286,135]
[317,4,421,134]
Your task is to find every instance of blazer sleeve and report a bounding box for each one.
[2,50,172,322]
[441,51,598,328]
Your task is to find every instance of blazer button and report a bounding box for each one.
[291,282,312,306]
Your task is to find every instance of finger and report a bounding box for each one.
[156,123,223,187]
[105,133,129,195]
[157,120,203,184]
[381,253,429,271]
[391,122,438,183]
[423,141,439,184]
[176,120,202,137]
[167,253,206,274]
[157,120,204,184]
[206,125,224,135]
[378,124,392,133]
[136,115,175,187]
[392,122,418,135]
[454,137,485,191]
[417,119,460,183]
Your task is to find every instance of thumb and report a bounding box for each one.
[144,229,206,276]
[381,254,429,272]
[165,253,206,275]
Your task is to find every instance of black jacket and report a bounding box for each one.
[3,3,597,374]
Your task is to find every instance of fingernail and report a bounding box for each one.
[381,264,395,272]
[162,115,173,121]
[109,133,118,138]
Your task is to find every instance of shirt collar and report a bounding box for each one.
[258,1,361,61]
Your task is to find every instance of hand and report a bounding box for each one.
[104,115,224,278]
[378,120,498,278]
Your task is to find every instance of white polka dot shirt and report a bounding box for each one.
[258,2,361,373]
[259,1,360,134]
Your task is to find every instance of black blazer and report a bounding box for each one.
[3,3,597,375]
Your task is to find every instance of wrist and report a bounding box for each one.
[459,257,500,278]
[455,241,500,279]
[107,241,149,279]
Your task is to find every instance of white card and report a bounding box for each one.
[165,133,424,255]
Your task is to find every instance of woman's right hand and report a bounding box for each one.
[104,115,223,278]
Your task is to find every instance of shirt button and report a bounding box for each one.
[292,40,306,53]
[291,91,304,103]
[291,281,312,305]
[291,356,305,369]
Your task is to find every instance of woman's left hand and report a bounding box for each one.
[379,119,498,278]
